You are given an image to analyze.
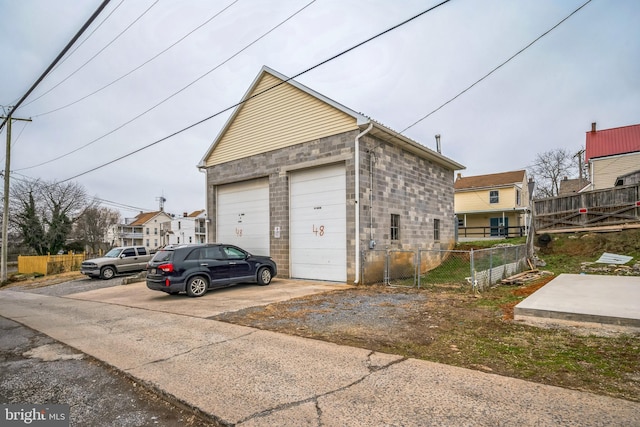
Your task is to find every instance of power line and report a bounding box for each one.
[29,0,239,118]
[55,0,453,183]
[400,0,593,133]
[0,0,112,133]
[9,171,153,213]
[20,1,159,108]
[17,0,316,172]
[32,1,127,92]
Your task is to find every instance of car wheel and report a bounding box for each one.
[100,266,115,280]
[257,267,272,286]
[186,276,208,297]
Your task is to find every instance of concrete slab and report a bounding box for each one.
[514,274,640,329]
[65,279,351,318]
[1,290,639,426]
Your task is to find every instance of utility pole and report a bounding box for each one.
[1,111,32,282]
[574,149,586,180]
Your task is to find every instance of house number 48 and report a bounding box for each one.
[312,225,325,236]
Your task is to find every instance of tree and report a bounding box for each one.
[73,205,121,254]
[10,179,89,255]
[528,148,579,198]
[14,190,46,255]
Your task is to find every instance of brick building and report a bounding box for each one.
[198,66,464,283]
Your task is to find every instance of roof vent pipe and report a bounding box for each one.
[435,134,441,153]
[591,122,596,132]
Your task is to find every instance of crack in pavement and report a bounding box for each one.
[127,330,259,371]
[235,353,408,425]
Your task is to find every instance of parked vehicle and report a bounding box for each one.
[146,244,277,297]
[81,246,153,280]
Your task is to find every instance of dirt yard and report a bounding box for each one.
[213,277,640,403]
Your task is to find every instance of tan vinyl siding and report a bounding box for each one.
[455,187,517,213]
[459,213,521,228]
[591,152,640,190]
[205,73,358,167]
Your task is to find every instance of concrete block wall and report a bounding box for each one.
[205,130,359,280]
[204,129,456,282]
[359,135,456,252]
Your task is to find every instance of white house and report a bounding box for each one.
[160,210,207,246]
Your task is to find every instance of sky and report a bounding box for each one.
[1,0,639,219]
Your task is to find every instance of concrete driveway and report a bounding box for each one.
[65,278,352,318]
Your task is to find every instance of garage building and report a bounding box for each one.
[198,66,464,283]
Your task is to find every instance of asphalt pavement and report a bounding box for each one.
[1,278,638,426]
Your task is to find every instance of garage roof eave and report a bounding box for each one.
[368,123,465,171]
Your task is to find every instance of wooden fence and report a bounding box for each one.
[534,183,640,232]
[18,253,85,275]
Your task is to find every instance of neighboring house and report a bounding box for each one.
[558,177,590,196]
[113,211,173,248]
[160,210,207,246]
[197,66,464,283]
[614,169,640,187]
[585,122,640,190]
[454,170,531,239]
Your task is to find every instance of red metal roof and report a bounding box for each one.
[585,123,640,162]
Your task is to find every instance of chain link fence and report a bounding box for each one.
[361,244,528,291]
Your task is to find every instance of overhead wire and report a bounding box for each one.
[29,0,239,118]
[400,0,593,133]
[16,0,316,172]
[8,171,152,213]
[39,0,126,83]
[0,0,112,133]
[20,0,159,108]
[56,0,453,184]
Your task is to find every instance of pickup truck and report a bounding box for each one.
[81,246,153,280]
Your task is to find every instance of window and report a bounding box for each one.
[457,217,464,228]
[224,246,246,260]
[433,219,440,242]
[189,236,192,243]
[146,227,149,235]
[185,248,200,260]
[202,246,224,260]
[390,214,400,241]
[122,248,136,257]
[178,221,181,230]
[154,228,158,235]
[137,247,147,255]
[516,189,521,206]
[489,190,499,204]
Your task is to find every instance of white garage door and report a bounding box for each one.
[290,164,346,282]
[217,179,269,256]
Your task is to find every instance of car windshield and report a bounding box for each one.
[104,248,123,258]
[151,250,172,263]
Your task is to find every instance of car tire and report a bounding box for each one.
[186,276,208,297]
[100,266,116,280]
[257,267,272,286]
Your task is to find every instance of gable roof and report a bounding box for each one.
[188,210,205,218]
[558,177,590,195]
[454,170,526,190]
[129,211,168,226]
[585,123,640,162]
[198,66,464,172]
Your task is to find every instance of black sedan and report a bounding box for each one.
[146,244,277,297]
